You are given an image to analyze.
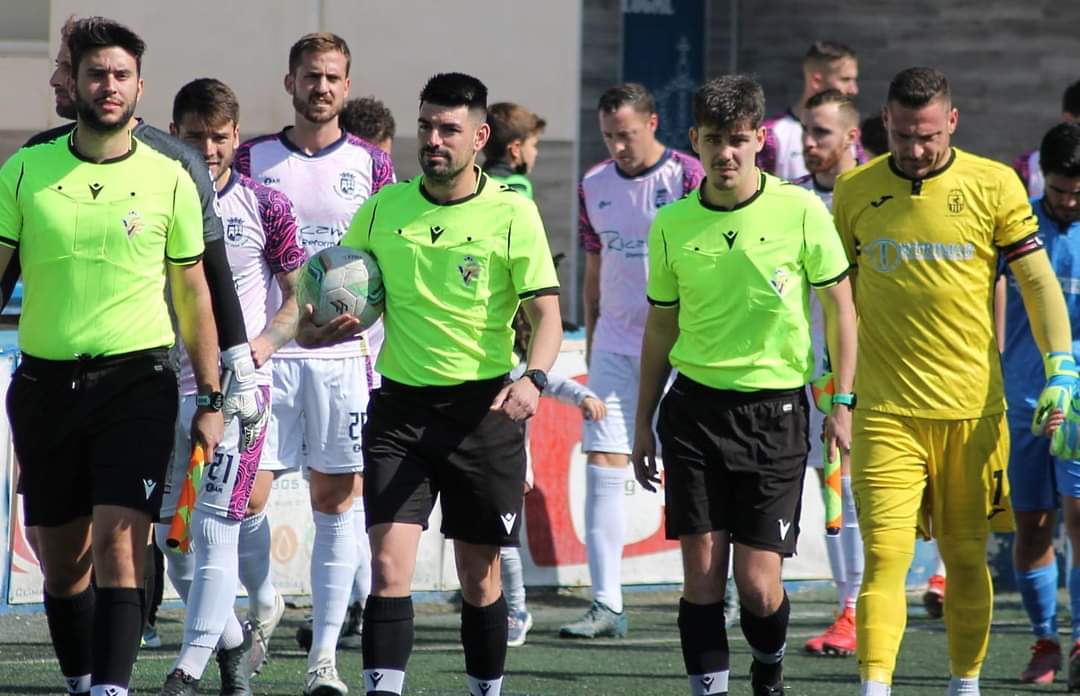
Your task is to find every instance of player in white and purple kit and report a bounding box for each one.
[759,41,862,181]
[234,33,395,696]
[156,79,305,696]
[793,89,864,659]
[1013,81,1080,200]
[561,83,704,639]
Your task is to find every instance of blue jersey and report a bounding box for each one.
[1002,198,1080,428]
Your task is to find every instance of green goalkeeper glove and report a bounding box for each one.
[1033,352,1078,436]
[1051,385,1080,458]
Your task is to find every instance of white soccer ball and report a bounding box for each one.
[298,246,384,330]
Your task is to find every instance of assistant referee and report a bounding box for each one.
[632,75,857,696]
[0,18,223,696]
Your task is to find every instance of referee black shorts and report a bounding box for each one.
[658,373,809,556]
[362,375,527,547]
[8,348,178,527]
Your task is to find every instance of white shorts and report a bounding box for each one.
[582,349,640,456]
[261,355,376,475]
[160,385,271,521]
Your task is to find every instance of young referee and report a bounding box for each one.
[632,75,857,696]
[298,72,562,696]
[0,18,223,696]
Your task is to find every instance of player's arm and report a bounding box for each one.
[169,260,223,453]
[994,274,1007,354]
[632,218,679,492]
[253,269,301,367]
[815,277,857,456]
[0,154,26,302]
[632,304,678,492]
[578,182,602,364]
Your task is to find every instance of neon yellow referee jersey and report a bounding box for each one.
[647,172,849,390]
[342,168,559,386]
[0,132,205,360]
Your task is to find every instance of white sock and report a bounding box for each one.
[351,495,372,606]
[91,686,128,696]
[309,509,357,669]
[861,680,890,696]
[174,510,242,679]
[585,465,626,613]
[841,475,864,611]
[156,523,193,601]
[501,546,527,615]
[238,510,278,623]
[365,668,406,694]
[824,530,846,612]
[689,670,729,695]
[468,675,503,696]
[947,676,979,695]
[64,675,90,694]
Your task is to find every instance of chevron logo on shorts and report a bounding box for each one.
[143,479,157,500]
[500,512,517,535]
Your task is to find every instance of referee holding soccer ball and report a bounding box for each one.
[298,72,561,696]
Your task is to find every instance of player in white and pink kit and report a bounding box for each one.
[234,33,395,696]
[157,79,306,696]
[758,41,862,181]
[560,83,704,639]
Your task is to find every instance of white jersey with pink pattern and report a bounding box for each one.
[792,173,834,210]
[579,149,704,357]
[179,172,306,395]
[235,128,395,359]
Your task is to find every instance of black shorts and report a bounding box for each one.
[658,374,809,555]
[8,348,178,527]
[363,376,526,546]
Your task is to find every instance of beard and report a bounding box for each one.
[293,91,339,125]
[804,147,841,174]
[74,90,136,134]
[419,147,468,183]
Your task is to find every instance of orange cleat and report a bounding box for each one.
[1020,638,1061,684]
[821,607,857,657]
[922,574,945,619]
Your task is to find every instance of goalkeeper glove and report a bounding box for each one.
[1032,352,1078,436]
[221,343,269,450]
[1051,384,1080,458]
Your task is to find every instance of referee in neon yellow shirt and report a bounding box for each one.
[632,75,857,696]
[299,72,561,696]
[0,18,223,696]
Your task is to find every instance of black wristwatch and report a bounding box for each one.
[523,369,548,392]
[196,391,225,412]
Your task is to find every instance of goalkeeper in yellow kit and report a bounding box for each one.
[832,67,1075,696]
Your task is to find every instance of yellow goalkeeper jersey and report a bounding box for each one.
[833,149,1037,419]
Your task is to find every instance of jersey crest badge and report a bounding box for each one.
[769,267,790,296]
[458,255,482,286]
[123,210,144,238]
[947,188,966,215]
[334,168,363,200]
[225,217,244,243]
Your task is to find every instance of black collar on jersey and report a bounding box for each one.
[697,171,766,212]
[810,173,834,193]
[420,165,488,206]
[887,148,956,195]
[614,148,672,180]
[484,161,517,178]
[278,126,349,158]
[67,128,138,164]
[217,169,238,198]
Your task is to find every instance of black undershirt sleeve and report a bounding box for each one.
[202,237,249,347]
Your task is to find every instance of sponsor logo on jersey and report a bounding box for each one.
[869,195,893,208]
[655,187,671,208]
[261,176,281,186]
[599,230,646,258]
[862,237,975,273]
[769,268,790,296]
[225,216,245,243]
[429,225,446,243]
[334,168,364,200]
[722,229,738,249]
[597,200,612,209]
[123,210,144,238]
[298,225,345,251]
[88,182,104,199]
[458,255,482,286]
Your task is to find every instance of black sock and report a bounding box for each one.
[44,587,94,694]
[740,591,790,686]
[141,543,157,630]
[362,595,415,695]
[91,587,144,690]
[461,594,508,690]
[678,599,729,694]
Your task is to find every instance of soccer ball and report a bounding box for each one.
[298,246,384,330]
